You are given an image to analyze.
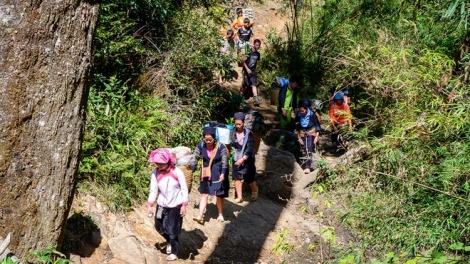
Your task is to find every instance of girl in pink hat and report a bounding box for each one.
[147,148,188,261]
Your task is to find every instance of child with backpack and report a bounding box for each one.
[329,92,352,149]
[232,7,254,32]
[276,76,300,129]
[218,29,236,83]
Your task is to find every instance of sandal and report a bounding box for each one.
[166,254,178,261]
[251,189,258,201]
[234,198,243,203]
[192,216,204,225]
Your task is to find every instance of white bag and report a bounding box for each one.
[176,154,194,166]
[172,146,191,160]
[216,127,231,145]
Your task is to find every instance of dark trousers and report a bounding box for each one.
[155,205,182,255]
[300,134,314,170]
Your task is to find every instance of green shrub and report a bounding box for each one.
[258,0,470,259]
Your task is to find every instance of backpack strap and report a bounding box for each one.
[208,141,219,169]
[198,141,219,169]
[240,128,252,158]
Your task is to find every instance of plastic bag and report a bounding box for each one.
[172,146,191,160]
[177,154,194,166]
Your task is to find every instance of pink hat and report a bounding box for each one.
[148,148,176,165]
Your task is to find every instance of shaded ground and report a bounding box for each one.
[65,1,357,263]
[68,139,354,263]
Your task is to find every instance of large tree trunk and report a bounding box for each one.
[0,0,99,258]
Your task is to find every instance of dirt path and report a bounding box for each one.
[70,138,345,264]
[221,0,289,126]
[67,1,354,263]
[70,132,352,263]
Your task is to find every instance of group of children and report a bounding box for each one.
[219,7,261,106]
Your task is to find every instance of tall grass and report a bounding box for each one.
[259,0,470,258]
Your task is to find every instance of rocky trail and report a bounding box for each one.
[68,134,354,264]
[65,1,356,263]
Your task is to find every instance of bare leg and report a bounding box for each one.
[249,181,258,192]
[315,111,321,122]
[198,194,209,218]
[234,179,243,201]
[216,197,224,216]
[249,181,258,201]
[252,86,259,106]
[252,85,257,97]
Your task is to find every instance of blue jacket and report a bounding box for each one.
[295,109,321,132]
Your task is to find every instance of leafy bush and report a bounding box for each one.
[80,0,239,211]
[258,0,470,259]
[139,3,235,97]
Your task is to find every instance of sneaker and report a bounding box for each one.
[253,95,260,106]
[166,254,178,261]
[217,215,224,222]
[192,216,204,225]
[304,169,311,174]
[166,245,171,254]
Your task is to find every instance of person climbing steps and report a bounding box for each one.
[241,39,262,107]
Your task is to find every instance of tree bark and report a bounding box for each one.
[0,0,99,258]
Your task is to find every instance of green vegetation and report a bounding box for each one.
[26,247,71,263]
[258,0,470,260]
[271,228,295,255]
[0,258,17,264]
[76,0,470,261]
[78,0,241,210]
